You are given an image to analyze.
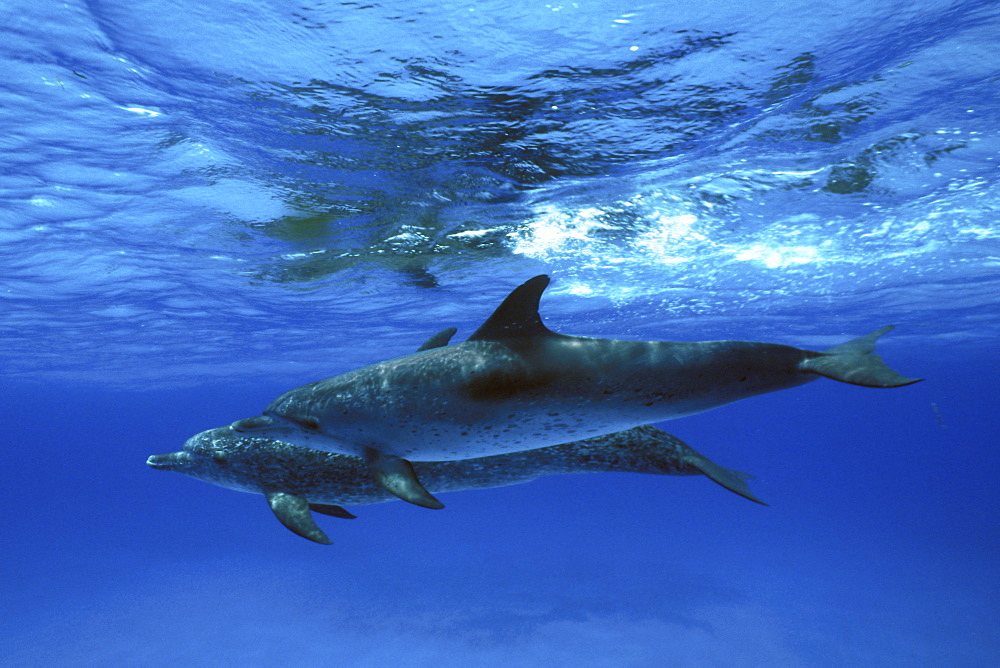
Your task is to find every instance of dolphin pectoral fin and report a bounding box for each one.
[365,448,445,509]
[416,327,458,352]
[265,491,333,544]
[682,453,768,505]
[309,503,357,519]
[804,326,922,388]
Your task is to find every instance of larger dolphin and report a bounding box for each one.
[233,275,919,508]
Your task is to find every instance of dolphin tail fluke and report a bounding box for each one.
[365,448,445,510]
[265,491,333,544]
[802,326,922,388]
[681,451,767,505]
[627,425,767,504]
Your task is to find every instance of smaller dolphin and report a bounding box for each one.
[147,424,764,544]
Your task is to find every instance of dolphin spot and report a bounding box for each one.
[740,375,748,382]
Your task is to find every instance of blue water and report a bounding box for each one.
[2,0,997,664]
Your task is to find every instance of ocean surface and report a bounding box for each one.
[2,0,998,665]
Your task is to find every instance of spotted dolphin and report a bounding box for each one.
[233,275,919,508]
[148,424,763,544]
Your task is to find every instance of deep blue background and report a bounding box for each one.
[4,354,997,665]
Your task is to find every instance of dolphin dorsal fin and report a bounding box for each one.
[416,327,458,351]
[468,275,555,341]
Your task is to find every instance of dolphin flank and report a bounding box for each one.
[147,424,764,545]
[232,275,920,507]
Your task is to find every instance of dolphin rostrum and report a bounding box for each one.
[232,275,919,508]
[148,424,764,544]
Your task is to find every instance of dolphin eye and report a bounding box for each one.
[209,451,229,465]
[293,417,321,432]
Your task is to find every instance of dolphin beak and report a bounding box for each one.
[231,415,275,432]
[146,452,188,470]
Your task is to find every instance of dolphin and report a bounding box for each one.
[232,275,920,508]
[148,424,764,544]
